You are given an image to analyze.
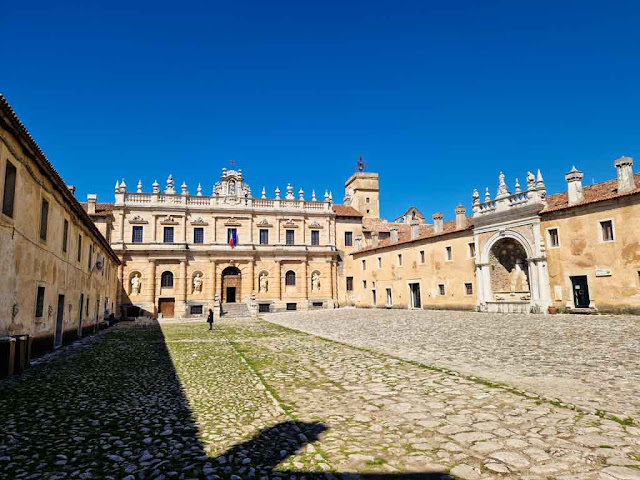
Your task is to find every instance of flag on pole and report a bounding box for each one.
[228,229,237,248]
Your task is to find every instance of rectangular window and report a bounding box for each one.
[2,160,17,218]
[420,250,425,264]
[366,197,370,204]
[446,246,452,261]
[439,284,446,296]
[286,229,295,245]
[548,228,560,248]
[386,288,393,306]
[465,283,473,295]
[377,257,382,269]
[344,231,353,247]
[40,199,49,241]
[363,280,367,289]
[132,226,144,243]
[190,305,203,315]
[77,234,82,262]
[346,276,354,291]
[259,303,271,313]
[286,303,297,311]
[600,220,614,242]
[227,228,238,245]
[35,286,45,318]
[259,229,269,245]
[398,254,403,266]
[62,220,69,253]
[468,242,476,258]
[311,230,320,246]
[362,259,366,270]
[193,227,204,244]
[86,295,90,316]
[164,227,174,243]
[88,244,93,270]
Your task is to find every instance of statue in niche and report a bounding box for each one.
[193,273,203,293]
[131,274,141,295]
[509,260,529,293]
[311,272,320,292]
[259,272,268,293]
[228,181,236,196]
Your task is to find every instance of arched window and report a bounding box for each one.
[285,270,296,286]
[161,271,174,288]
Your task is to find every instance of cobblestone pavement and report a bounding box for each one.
[264,309,640,421]
[1,318,639,479]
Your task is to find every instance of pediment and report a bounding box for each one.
[159,215,179,225]
[190,216,209,226]
[128,215,148,225]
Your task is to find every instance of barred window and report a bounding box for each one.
[132,226,143,243]
[193,227,204,244]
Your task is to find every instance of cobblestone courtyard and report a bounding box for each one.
[0,312,639,479]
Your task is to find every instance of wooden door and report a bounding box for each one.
[159,298,175,318]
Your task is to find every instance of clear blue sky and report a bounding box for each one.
[3,1,640,220]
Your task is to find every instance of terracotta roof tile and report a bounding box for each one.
[333,204,363,217]
[543,173,640,213]
[80,202,114,217]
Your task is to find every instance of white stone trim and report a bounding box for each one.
[597,218,616,243]
[545,226,561,249]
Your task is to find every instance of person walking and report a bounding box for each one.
[207,309,214,330]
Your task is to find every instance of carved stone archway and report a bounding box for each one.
[221,266,241,303]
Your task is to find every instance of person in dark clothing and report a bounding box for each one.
[207,309,214,330]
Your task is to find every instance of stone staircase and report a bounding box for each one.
[220,303,251,318]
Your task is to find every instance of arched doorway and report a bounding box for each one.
[221,266,241,303]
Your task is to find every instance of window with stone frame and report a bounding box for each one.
[132,226,144,243]
[548,228,560,248]
[445,246,452,261]
[344,231,353,246]
[77,234,82,262]
[285,270,296,286]
[164,226,174,243]
[600,220,614,242]
[2,160,17,218]
[439,284,446,295]
[193,227,204,244]
[161,271,174,288]
[40,199,49,241]
[35,286,45,318]
[468,242,476,258]
[363,280,367,289]
[259,229,269,245]
[346,276,354,291]
[311,230,320,246]
[88,244,93,270]
[286,229,295,245]
[465,283,473,295]
[62,219,69,253]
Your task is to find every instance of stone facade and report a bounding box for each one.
[0,95,120,357]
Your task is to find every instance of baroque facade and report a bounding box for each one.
[0,95,120,359]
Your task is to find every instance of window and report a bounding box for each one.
[2,160,17,218]
[193,227,204,244]
[227,228,238,245]
[386,288,393,306]
[346,276,354,291]
[286,303,297,311]
[161,271,174,287]
[344,231,353,246]
[439,284,446,296]
[190,305,203,315]
[362,259,366,270]
[398,254,403,266]
[132,226,144,243]
[377,257,382,269]
[363,280,367,289]
[286,229,295,245]
[259,229,269,245]
[77,234,82,262]
[164,227,174,243]
[62,220,69,253]
[88,244,93,270]
[465,283,473,295]
[445,246,452,261]
[468,242,476,258]
[311,230,320,246]
[600,220,614,242]
[35,286,45,318]
[419,250,425,264]
[285,270,296,286]
[366,197,370,204]
[86,295,90,316]
[40,199,49,241]
[259,303,271,313]
[548,228,560,248]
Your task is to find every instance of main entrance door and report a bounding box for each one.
[55,295,65,348]
[158,298,175,318]
[571,276,590,308]
[222,266,242,303]
[409,283,421,309]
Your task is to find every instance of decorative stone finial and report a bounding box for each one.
[137,180,143,193]
[197,183,202,196]
[275,187,280,200]
[299,188,304,200]
[115,180,120,193]
[526,171,536,190]
[324,190,330,202]
[472,189,479,205]
[165,174,175,194]
[286,183,294,200]
[329,191,333,202]
[485,187,491,203]
[496,171,509,198]
[261,186,266,199]
[514,178,521,194]
[152,180,159,194]
[120,179,127,192]
[311,190,316,201]
[536,169,545,190]
[181,181,188,196]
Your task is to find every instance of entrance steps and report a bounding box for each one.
[221,303,250,318]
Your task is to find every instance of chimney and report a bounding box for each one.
[87,194,97,215]
[455,204,466,229]
[432,212,444,234]
[565,166,585,205]
[371,232,379,247]
[614,156,636,193]
[67,185,76,196]
[410,220,420,239]
[390,227,399,243]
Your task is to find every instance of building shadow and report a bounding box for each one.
[0,320,454,479]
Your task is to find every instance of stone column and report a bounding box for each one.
[118,212,125,243]
[182,216,187,243]
[275,260,282,300]
[117,264,124,308]
[209,260,216,301]
[301,259,308,300]
[248,260,255,301]
[474,264,484,310]
[179,260,187,315]
[330,260,336,306]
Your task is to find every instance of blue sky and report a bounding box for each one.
[3,1,640,220]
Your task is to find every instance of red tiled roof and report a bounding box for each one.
[333,204,363,217]
[80,202,114,217]
[543,173,640,213]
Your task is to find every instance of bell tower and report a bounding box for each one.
[343,157,380,218]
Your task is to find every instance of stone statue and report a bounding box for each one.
[259,272,268,293]
[497,171,509,197]
[193,273,203,293]
[509,260,529,292]
[311,272,320,292]
[526,171,536,190]
[131,274,141,295]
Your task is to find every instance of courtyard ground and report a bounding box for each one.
[0,311,638,480]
